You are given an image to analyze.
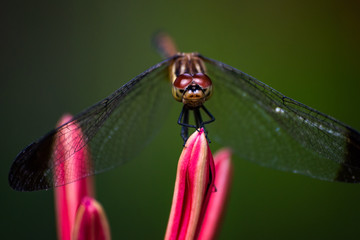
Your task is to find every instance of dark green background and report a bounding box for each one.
[2,1,360,239]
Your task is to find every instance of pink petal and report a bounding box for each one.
[72,197,111,240]
[198,148,233,240]
[54,114,95,240]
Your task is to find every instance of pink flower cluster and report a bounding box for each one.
[54,115,232,240]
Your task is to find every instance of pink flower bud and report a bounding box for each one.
[54,114,95,240]
[72,197,111,240]
[165,128,215,240]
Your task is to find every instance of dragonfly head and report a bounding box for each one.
[172,73,213,108]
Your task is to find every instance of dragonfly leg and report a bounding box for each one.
[193,107,213,143]
[201,105,215,125]
[180,107,189,144]
[178,106,197,144]
[193,108,203,128]
[178,105,215,144]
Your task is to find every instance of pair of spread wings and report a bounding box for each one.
[9,54,360,191]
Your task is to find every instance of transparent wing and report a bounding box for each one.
[9,58,174,191]
[202,55,360,182]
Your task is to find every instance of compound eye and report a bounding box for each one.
[193,73,212,88]
[173,73,192,89]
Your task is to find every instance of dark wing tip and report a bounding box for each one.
[335,127,360,183]
[9,132,56,191]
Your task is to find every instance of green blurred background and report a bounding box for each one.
[2,0,360,239]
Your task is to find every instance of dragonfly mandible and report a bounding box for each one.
[8,33,360,191]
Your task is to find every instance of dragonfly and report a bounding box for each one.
[9,33,360,191]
